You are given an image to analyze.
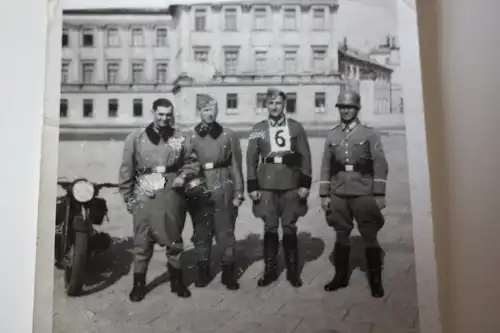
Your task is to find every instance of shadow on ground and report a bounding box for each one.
[77,236,134,296]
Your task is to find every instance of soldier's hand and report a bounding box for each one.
[232,198,243,207]
[297,187,310,199]
[375,196,386,210]
[321,197,332,212]
[249,191,261,201]
[172,175,186,188]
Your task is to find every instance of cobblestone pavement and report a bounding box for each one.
[53,135,419,333]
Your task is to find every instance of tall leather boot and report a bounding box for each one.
[282,233,303,287]
[324,243,351,292]
[365,247,384,298]
[129,273,147,302]
[195,261,211,288]
[257,232,280,287]
[167,263,191,298]
[221,262,240,290]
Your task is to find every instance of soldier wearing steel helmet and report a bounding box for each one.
[246,88,313,288]
[319,90,388,298]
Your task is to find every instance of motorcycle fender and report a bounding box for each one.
[72,215,92,233]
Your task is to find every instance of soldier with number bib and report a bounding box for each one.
[246,88,312,288]
[118,98,200,302]
[319,90,388,298]
[186,94,244,290]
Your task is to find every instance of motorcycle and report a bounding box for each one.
[54,177,118,296]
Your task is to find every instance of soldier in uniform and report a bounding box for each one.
[186,94,244,290]
[246,88,312,288]
[118,98,200,302]
[319,90,388,298]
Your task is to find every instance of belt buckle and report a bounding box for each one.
[154,166,166,173]
[345,165,354,172]
[204,162,214,170]
[273,156,283,164]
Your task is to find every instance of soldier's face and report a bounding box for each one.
[267,96,285,118]
[199,102,218,124]
[338,106,359,123]
[153,106,174,128]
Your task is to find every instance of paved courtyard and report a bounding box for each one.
[53,134,419,333]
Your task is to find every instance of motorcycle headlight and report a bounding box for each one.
[71,180,95,203]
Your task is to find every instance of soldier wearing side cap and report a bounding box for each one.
[246,88,312,288]
[118,98,200,302]
[185,94,244,290]
[319,90,388,298]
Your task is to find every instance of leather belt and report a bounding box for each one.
[263,154,300,167]
[202,160,231,170]
[332,161,373,174]
[140,165,180,174]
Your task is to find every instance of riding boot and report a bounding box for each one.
[365,247,385,298]
[167,263,191,298]
[324,243,351,292]
[282,233,303,288]
[221,262,240,290]
[129,273,147,302]
[195,261,211,288]
[257,232,280,287]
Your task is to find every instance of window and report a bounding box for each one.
[226,93,238,113]
[133,99,143,117]
[108,99,118,117]
[61,63,69,84]
[106,28,120,47]
[194,49,208,62]
[131,62,144,84]
[195,9,207,31]
[255,51,267,73]
[283,8,297,30]
[156,28,168,46]
[81,62,94,84]
[156,62,168,83]
[224,50,238,74]
[224,8,237,31]
[284,50,297,73]
[254,8,267,30]
[285,93,296,113]
[312,8,326,30]
[131,28,144,46]
[315,92,326,113]
[60,99,68,118]
[62,29,69,47]
[107,62,119,84]
[83,99,93,117]
[255,93,266,113]
[82,28,94,47]
[312,49,327,72]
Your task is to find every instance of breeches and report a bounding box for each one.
[132,188,187,273]
[325,195,385,248]
[252,189,308,235]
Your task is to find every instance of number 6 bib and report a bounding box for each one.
[269,125,291,153]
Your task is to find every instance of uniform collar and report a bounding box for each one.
[194,121,223,139]
[268,114,286,127]
[145,122,174,145]
[341,119,360,132]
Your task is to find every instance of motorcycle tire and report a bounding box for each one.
[64,231,88,296]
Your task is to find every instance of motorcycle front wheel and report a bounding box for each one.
[64,231,88,296]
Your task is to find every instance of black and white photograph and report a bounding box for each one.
[52,1,419,332]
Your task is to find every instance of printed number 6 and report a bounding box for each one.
[274,129,286,147]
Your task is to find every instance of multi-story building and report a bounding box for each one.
[60,1,403,131]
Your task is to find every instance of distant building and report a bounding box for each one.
[59,1,403,131]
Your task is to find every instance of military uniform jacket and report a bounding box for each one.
[319,121,388,197]
[187,122,244,201]
[118,123,200,205]
[246,116,312,192]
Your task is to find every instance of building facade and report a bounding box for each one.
[60,1,403,130]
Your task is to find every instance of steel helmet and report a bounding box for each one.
[336,90,361,109]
